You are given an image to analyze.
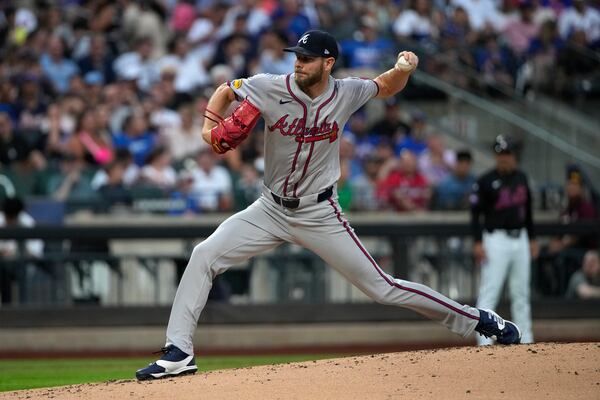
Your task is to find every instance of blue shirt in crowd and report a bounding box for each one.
[112,131,157,166]
[39,54,79,94]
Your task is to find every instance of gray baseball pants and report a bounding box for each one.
[166,192,481,355]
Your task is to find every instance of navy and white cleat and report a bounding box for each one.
[475,309,521,345]
[136,344,198,380]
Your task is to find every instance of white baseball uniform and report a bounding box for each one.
[166,73,481,354]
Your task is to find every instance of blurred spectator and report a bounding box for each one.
[221,0,271,37]
[13,74,47,143]
[140,146,177,190]
[502,2,539,58]
[337,159,353,211]
[76,34,116,84]
[344,112,375,162]
[211,15,256,78]
[539,165,598,296]
[451,0,503,32]
[162,102,208,163]
[530,0,557,27]
[476,32,517,88]
[170,1,197,34]
[350,154,383,211]
[112,112,158,167]
[91,148,139,190]
[395,111,429,156]
[121,0,169,58]
[67,109,114,166]
[187,2,229,63]
[47,156,96,202]
[431,150,475,210]
[368,97,410,140]
[271,0,313,42]
[555,165,599,250]
[393,0,439,44]
[441,6,477,49]
[170,168,201,216]
[233,162,262,211]
[113,37,160,92]
[40,36,80,94]
[558,0,600,47]
[557,29,599,93]
[0,110,43,169]
[565,250,600,299]
[98,160,133,208]
[157,34,210,93]
[255,29,296,75]
[341,16,394,70]
[190,148,233,212]
[376,149,430,211]
[519,19,564,94]
[418,134,455,186]
[339,136,363,180]
[0,196,43,304]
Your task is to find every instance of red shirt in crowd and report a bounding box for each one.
[376,171,429,211]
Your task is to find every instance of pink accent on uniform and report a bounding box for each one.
[494,185,527,210]
[327,198,480,321]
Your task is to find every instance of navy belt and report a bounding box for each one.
[271,186,333,209]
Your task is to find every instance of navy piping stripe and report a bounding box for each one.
[327,198,480,321]
[282,74,307,197]
[293,142,314,197]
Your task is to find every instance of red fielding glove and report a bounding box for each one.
[207,99,261,154]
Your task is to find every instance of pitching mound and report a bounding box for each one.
[4,343,599,400]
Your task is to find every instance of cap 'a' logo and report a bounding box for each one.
[324,49,330,55]
[232,79,243,89]
[299,33,310,44]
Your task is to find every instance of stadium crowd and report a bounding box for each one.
[0,0,598,217]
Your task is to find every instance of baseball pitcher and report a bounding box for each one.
[136,30,521,380]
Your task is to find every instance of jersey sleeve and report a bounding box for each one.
[227,74,275,112]
[338,77,379,114]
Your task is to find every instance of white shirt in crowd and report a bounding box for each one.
[451,0,504,31]
[190,165,232,211]
[161,121,208,162]
[558,5,600,43]
[157,53,211,93]
[140,165,177,190]
[393,10,437,38]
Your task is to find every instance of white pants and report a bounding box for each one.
[476,229,533,345]
[166,194,481,355]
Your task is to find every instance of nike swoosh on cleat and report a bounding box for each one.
[279,99,292,104]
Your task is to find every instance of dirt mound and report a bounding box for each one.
[3,343,599,400]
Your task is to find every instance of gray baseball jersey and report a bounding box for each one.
[164,72,483,355]
[228,73,376,197]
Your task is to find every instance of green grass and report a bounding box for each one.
[0,354,334,392]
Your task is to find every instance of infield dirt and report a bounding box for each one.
[3,342,599,399]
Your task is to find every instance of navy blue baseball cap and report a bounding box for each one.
[284,30,339,60]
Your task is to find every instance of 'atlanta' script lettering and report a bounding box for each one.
[268,115,339,143]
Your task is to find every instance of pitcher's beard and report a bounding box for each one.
[295,66,323,91]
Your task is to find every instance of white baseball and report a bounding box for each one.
[395,55,413,72]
